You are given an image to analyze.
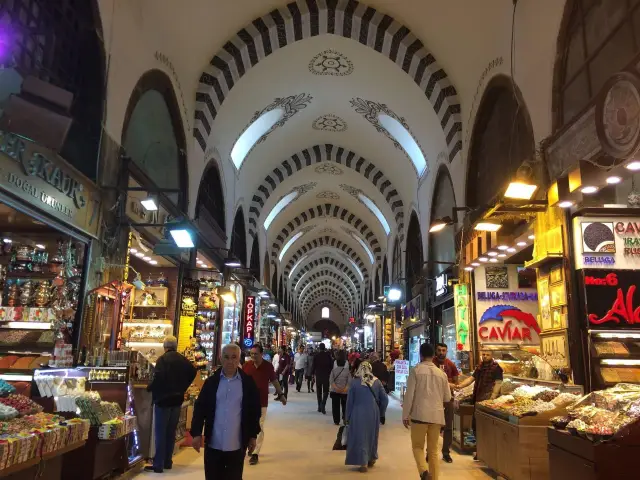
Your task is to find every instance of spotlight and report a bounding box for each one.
[517,241,527,247]
[581,186,598,194]
[606,176,622,184]
[626,161,640,171]
[558,200,574,208]
[140,196,158,211]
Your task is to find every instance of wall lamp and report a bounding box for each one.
[429,206,474,233]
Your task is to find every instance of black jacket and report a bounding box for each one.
[147,350,197,407]
[190,368,261,450]
[371,360,389,384]
[312,351,334,379]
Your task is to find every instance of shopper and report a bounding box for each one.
[345,361,388,473]
[144,336,197,473]
[432,343,459,463]
[402,343,451,480]
[191,343,261,480]
[275,346,291,399]
[369,352,389,391]
[312,343,333,414]
[456,349,504,460]
[294,346,307,392]
[304,347,315,393]
[329,350,350,425]
[243,343,287,465]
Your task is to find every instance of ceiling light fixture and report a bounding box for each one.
[140,196,158,211]
[269,303,277,308]
[626,161,640,171]
[149,260,158,265]
[528,234,535,240]
[471,262,480,267]
[558,200,574,208]
[504,181,538,200]
[497,245,509,251]
[143,256,151,261]
[35,244,45,250]
[489,258,498,263]
[581,186,598,194]
[2,238,11,243]
[498,253,507,258]
[224,254,242,268]
[487,251,498,257]
[130,248,138,254]
[217,286,237,304]
[169,227,195,248]
[507,247,516,253]
[517,241,527,247]
[135,252,144,258]
[474,222,501,232]
[464,266,474,271]
[479,257,489,262]
[606,176,622,184]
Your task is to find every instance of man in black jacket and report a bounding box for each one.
[191,343,261,480]
[144,336,197,473]
[312,343,334,414]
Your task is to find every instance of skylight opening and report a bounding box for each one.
[264,191,298,230]
[279,231,304,262]
[231,109,284,169]
[350,233,375,264]
[358,193,391,235]
[378,114,427,176]
[322,307,330,319]
[290,254,308,277]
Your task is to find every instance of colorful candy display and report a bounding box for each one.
[0,395,42,416]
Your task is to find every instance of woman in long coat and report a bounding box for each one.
[345,361,389,472]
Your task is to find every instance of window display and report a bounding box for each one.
[220,283,242,353]
[195,278,220,365]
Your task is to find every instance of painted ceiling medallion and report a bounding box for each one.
[319,227,335,234]
[339,184,362,198]
[309,49,353,76]
[313,114,348,132]
[294,182,318,195]
[314,163,344,175]
[317,191,340,200]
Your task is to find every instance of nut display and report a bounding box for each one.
[0,394,43,416]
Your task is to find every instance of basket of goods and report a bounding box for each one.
[0,379,16,397]
[0,394,43,416]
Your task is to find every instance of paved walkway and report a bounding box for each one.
[134,388,493,479]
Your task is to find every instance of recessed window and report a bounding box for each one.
[264,191,298,230]
[279,231,304,262]
[378,114,427,176]
[322,307,330,318]
[231,109,284,169]
[358,193,391,235]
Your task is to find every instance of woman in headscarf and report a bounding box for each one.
[344,361,389,472]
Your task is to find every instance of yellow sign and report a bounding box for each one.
[0,130,101,237]
[177,315,195,353]
[454,284,470,351]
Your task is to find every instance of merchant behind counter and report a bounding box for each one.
[145,335,197,473]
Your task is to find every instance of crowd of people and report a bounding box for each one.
[144,337,505,480]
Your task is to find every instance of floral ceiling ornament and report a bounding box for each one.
[293,182,318,196]
[309,49,354,76]
[350,97,426,163]
[314,163,344,175]
[313,114,348,132]
[339,184,362,198]
[341,226,356,236]
[317,191,340,200]
[319,227,335,235]
[234,93,313,161]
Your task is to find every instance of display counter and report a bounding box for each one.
[452,403,475,453]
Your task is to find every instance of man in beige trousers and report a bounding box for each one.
[402,343,451,480]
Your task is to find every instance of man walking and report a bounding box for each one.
[243,344,287,465]
[304,347,315,393]
[144,336,196,473]
[275,346,291,399]
[191,344,262,480]
[294,346,307,392]
[402,343,451,480]
[312,343,333,414]
[433,343,459,464]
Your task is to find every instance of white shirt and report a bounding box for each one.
[402,360,452,425]
[294,352,307,369]
[272,353,280,368]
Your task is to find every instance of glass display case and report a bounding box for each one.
[125,285,172,365]
[589,331,640,388]
[195,279,220,365]
[220,284,242,354]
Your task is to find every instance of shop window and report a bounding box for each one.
[557,0,640,129]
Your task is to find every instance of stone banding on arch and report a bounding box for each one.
[301,284,353,311]
[291,256,366,289]
[300,279,355,308]
[297,272,357,302]
[194,0,462,162]
[305,299,347,318]
[302,289,351,314]
[284,237,370,282]
[271,204,381,260]
[294,267,361,297]
[249,144,404,240]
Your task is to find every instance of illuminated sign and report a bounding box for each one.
[454,284,470,351]
[243,296,256,347]
[582,270,640,327]
[583,256,615,265]
[477,291,538,301]
[435,274,447,297]
[478,305,541,342]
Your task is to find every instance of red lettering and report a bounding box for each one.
[479,326,489,340]
[616,222,626,234]
[586,273,618,286]
[522,328,532,341]
[489,327,499,340]
[512,327,522,341]
[589,286,640,325]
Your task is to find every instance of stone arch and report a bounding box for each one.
[194,0,462,161]
[271,204,381,260]
[230,206,248,266]
[291,256,365,290]
[297,272,357,302]
[465,75,535,209]
[308,301,347,319]
[312,319,342,337]
[248,145,404,239]
[300,280,354,308]
[122,69,188,209]
[294,266,361,296]
[303,288,352,313]
[249,237,260,275]
[429,164,457,276]
[405,210,424,297]
[195,159,226,235]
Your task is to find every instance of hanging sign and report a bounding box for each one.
[454,284,470,351]
[243,296,256,348]
[435,273,448,297]
[581,269,640,328]
[474,265,540,345]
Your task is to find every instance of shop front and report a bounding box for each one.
[402,294,426,367]
[432,270,456,360]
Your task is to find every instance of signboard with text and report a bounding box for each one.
[580,269,640,329]
[573,217,640,270]
[243,296,256,348]
[394,359,409,392]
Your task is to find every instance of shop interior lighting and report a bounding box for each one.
[528,234,535,240]
[517,241,527,247]
[269,303,277,308]
[378,114,427,176]
[471,262,480,267]
[606,176,622,184]
[216,286,237,304]
[224,254,242,268]
[35,244,45,250]
[504,181,538,200]
[507,247,516,253]
[358,193,391,235]
[498,253,507,258]
[3,322,51,330]
[2,238,11,243]
[231,109,284,169]
[601,359,640,366]
[474,222,501,232]
[592,331,640,339]
[558,200,574,208]
[127,342,163,347]
[266,314,276,318]
[487,251,498,257]
[489,258,498,263]
[149,260,158,265]
[140,196,158,211]
[580,186,598,194]
[169,227,195,248]
[0,374,32,382]
[279,232,304,262]
[264,191,298,230]
[130,248,138,254]
[258,290,269,297]
[201,264,209,269]
[479,257,488,262]
[143,256,151,261]
[275,318,282,323]
[135,252,144,258]
[626,161,640,171]
[464,266,474,271]
[497,245,509,250]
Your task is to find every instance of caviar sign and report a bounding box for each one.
[573,217,640,270]
[581,270,640,328]
[243,296,256,348]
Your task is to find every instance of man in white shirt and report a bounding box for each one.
[293,346,307,392]
[402,343,451,480]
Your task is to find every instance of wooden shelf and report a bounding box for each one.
[41,440,87,460]
[5,272,58,280]
[0,456,39,478]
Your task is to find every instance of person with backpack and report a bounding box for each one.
[329,350,350,425]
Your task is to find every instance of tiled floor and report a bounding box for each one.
[133,389,494,479]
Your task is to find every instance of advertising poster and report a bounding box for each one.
[394,359,409,392]
[573,217,640,270]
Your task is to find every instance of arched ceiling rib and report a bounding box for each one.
[300,283,353,312]
[290,254,367,289]
[297,272,357,303]
[305,299,347,319]
[294,266,360,297]
[302,290,350,315]
[249,144,405,241]
[271,203,382,261]
[193,0,462,161]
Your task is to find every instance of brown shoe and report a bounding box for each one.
[359,466,368,473]
[421,471,430,480]
[367,460,376,468]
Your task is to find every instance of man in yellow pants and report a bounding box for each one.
[402,343,451,480]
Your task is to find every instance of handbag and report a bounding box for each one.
[341,424,349,447]
[332,425,347,450]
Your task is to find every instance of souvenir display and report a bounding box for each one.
[98,415,137,440]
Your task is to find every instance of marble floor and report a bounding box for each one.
[132,388,494,479]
